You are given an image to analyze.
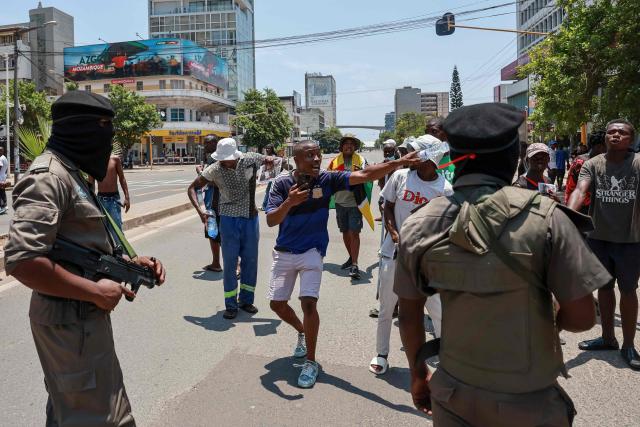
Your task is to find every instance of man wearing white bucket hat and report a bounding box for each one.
[188,138,273,319]
[369,135,453,376]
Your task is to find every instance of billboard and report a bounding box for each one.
[64,38,228,89]
[306,76,334,107]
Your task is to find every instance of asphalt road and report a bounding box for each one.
[2,151,638,426]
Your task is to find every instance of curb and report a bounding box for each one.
[0,201,194,273]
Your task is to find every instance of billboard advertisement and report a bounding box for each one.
[306,76,333,107]
[64,38,228,89]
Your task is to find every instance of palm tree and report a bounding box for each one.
[16,115,51,161]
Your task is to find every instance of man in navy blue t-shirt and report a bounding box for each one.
[265,140,419,388]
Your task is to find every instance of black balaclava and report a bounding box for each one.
[46,91,115,181]
[451,135,521,185]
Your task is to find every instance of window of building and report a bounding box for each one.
[171,108,185,122]
[136,81,144,91]
[159,108,167,121]
[170,80,185,89]
[104,84,111,93]
[84,85,91,92]
[159,80,166,89]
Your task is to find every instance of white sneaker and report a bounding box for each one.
[294,333,307,358]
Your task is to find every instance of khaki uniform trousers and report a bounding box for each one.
[429,368,575,427]
[31,308,135,427]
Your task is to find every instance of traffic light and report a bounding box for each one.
[436,13,455,36]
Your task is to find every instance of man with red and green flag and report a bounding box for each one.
[328,134,374,280]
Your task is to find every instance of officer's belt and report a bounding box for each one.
[36,292,102,320]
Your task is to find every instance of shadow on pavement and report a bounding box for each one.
[565,348,628,371]
[191,269,223,281]
[323,262,350,278]
[184,310,282,336]
[374,366,411,393]
[260,357,420,415]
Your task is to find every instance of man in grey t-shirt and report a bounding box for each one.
[569,118,640,370]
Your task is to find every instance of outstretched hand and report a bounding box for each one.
[399,151,422,168]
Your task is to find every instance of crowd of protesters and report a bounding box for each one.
[185,115,640,392]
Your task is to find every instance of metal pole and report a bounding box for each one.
[4,54,10,173]
[13,32,20,182]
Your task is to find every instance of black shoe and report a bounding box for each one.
[392,306,399,319]
[369,308,379,318]
[223,309,238,319]
[349,265,361,280]
[239,303,259,314]
[578,337,619,351]
[341,257,353,270]
[621,347,640,371]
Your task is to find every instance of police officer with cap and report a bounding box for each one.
[394,103,612,426]
[5,91,166,426]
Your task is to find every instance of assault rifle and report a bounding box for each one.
[49,237,157,301]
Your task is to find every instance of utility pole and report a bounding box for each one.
[3,54,10,174]
[12,20,56,182]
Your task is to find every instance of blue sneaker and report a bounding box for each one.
[294,333,307,358]
[297,360,320,388]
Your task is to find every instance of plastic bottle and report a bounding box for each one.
[205,210,218,239]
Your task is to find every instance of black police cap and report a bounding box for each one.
[52,91,115,121]
[443,103,524,154]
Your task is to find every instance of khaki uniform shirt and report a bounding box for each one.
[394,173,611,303]
[4,150,113,324]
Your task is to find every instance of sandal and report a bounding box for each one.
[203,265,223,272]
[369,356,389,375]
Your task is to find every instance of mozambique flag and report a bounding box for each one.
[328,153,375,230]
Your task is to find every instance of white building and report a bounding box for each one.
[305,73,336,127]
[279,90,302,142]
[394,86,449,119]
[300,108,325,137]
[148,0,255,101]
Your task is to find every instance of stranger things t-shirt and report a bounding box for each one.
[266,170,351,256]
[579,152,640,243]
[380,169,453,257]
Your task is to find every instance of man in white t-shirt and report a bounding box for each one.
[0,147,8,214]
[369,136,453,375]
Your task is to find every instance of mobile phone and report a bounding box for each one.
[296,173,313,190]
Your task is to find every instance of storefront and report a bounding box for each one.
[134,128,231,165]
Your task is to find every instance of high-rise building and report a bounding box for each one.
[279,90,302,142]
[384,111,395,132]
[305,73,336,127]
[394,86,449,119]
[517,0,565,56]
[0,3,74,96]
[300,108,325,137]
[148,0,255,101]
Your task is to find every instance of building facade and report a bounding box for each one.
[384,111,395,132]
[517,0,565,56]
[300,108,325,137]
[148,0,255,101]
[64,38,234,164]
[305,73,336,127]
[394,86,449,119]
[0,3,74,96]
[279,90,302,142]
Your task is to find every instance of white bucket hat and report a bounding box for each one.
[212,137,242,161]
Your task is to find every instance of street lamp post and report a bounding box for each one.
[3,54,10,174]
[12,20,56,182]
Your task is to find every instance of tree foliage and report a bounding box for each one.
[522,0,640,137]
[375,130,395,148]
[108,84,161,152]
[17,115,51,161]
[232,88,293,151]
[0,80,51,130]
[450,65,464,110]
[394,112,426,142]
[313,127,342,153]
[65,81,79,91]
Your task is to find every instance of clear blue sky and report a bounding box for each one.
[2,0,518,141]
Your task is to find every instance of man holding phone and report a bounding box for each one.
[265,141,420,388]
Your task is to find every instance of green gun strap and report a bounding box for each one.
[79,174,137,259]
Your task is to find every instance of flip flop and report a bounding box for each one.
[203,265,223,272]
[369,356,389,375]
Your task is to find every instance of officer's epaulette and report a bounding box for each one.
[29,154,53,174]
